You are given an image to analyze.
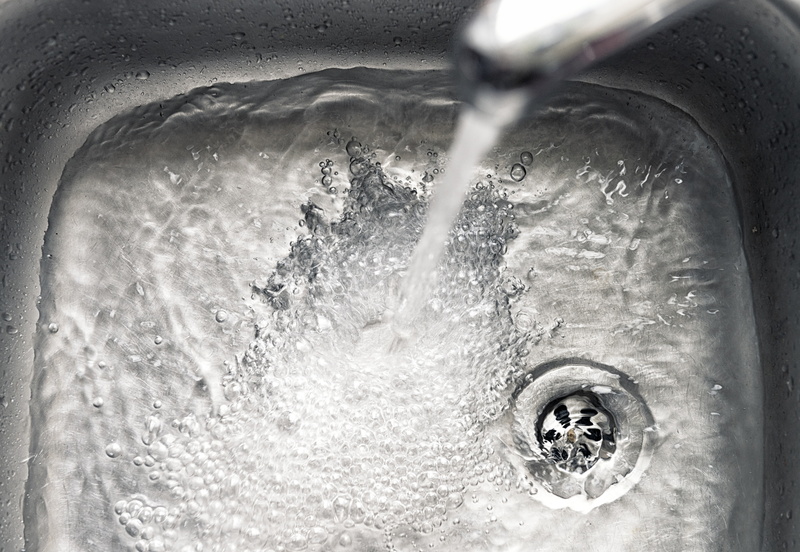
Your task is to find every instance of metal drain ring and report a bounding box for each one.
[501,358,656,513]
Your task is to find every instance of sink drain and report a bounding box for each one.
[500,358,656,513]
[538,392,616,474]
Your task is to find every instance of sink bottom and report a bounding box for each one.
[29,68,761,551]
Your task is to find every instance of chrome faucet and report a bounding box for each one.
[457,0,716,125]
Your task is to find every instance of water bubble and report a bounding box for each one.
[152,507,168,523]
[114,500,128,515]
[308,526,328,544]
[349,158,369,176]
[125,518,144,537]
[446,492,463,509]
[105,442,123,458]
[147,441,169,461]
[510,163,527,182]
[520,151,533,165]
[345,139,363,158]
[277,410,301,431]
[285,531,308,551]
[138,506,154,523]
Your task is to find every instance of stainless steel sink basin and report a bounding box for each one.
[1,0,799,550]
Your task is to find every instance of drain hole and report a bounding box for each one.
[500,358,656,512]
[537,392,616,474]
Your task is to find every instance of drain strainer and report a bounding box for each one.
[501,358,656,513]
[537,392,616,474]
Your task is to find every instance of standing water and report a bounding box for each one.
[29,69,761,552]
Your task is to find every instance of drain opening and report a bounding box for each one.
[537,392,616,474]
[499,358,656,513]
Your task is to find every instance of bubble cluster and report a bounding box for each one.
[319,158,335,191]
[111,140,533,551]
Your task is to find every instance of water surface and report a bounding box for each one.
[30,68,761,552]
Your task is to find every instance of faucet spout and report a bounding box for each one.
[457,0,716,124]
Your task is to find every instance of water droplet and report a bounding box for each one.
[105,442,123,458]
[154,335,163,344]
[48,322,59,333]
[135,71,150,81]
[510,163,527,182]
[93,397,104,408]
[520,151,533,165]
[104,84,116,94]
[215,309,228,323]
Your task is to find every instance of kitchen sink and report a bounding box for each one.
[1,0,799,550]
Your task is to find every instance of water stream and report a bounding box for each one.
[390,108,502,345]
[30,68,761,552]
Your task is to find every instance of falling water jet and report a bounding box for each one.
[388,108,504,348]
